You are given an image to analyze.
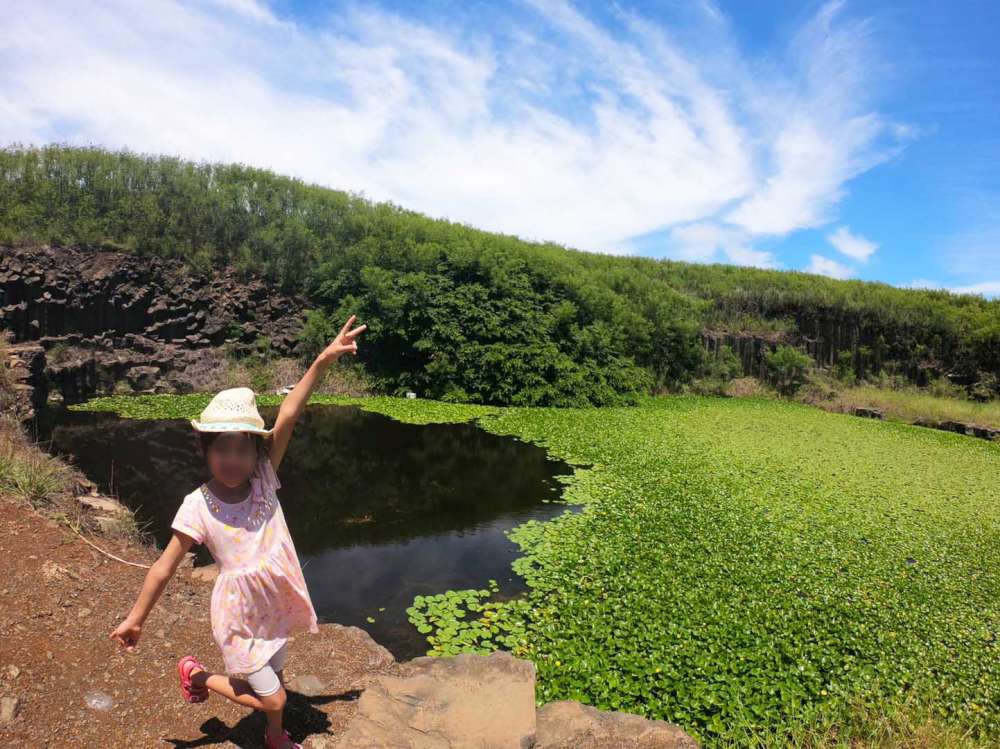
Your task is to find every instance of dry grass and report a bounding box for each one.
[0,443,76,507]
[0,412,152,547]
[0,337,56,502]
[800,382,1000,431]
[790,702,994,749]
[172,345,375,397]
[682,376,776,398]
[0,417,153,546]
[724,376,773,398]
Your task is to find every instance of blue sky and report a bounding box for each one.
[1,0,998,296]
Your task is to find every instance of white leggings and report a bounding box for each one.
[245,642,288,697]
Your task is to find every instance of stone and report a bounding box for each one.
[290,674,326,696]
[125,365,160,390]
[938,420,971,435]
[190,564,219,583]
[535,700,700,749]
[287,624,395,700]
[78,495,130,516]
[335,650,536,749]
[971,424,998,440]
[852,406,884,420]
[3,342,47,417]
[308,737,337,749]
[0,695,20,724]
[928,420,998,441]
[75,476,98,493]
[94,515,124,534]
[41,560,71,582]
[0,245,309,413]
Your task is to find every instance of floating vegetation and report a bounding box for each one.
[72,392,1000,744]
[406,395,1000,745]
[69,392,500,425]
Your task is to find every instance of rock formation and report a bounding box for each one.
[0,245,310,414]
[328,649,699,749]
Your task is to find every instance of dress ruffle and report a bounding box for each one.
[211,535,319,674]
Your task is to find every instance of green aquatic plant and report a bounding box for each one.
[71,392,1000,745]
[68,392,500,425]
[406,395,1000,746]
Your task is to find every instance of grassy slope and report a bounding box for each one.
[71,393,1000,747]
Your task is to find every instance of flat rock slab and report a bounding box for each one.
[335,650,536,749]
[536,701,699,749]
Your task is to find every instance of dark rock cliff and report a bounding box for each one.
[0,245,310,416]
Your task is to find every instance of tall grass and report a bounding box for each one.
[0,415,74,507]
[804,384,1000,430]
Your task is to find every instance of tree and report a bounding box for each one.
[765,345,812,395]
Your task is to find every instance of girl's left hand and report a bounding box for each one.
[319,314,367,363]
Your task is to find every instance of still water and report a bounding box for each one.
[35,403,577,658]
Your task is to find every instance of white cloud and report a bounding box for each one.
[904,279,938,289]
[0,0,909,259]
[205,0,286,27]
[933,193,1000,279]
[827,225,878,261]
[721,2,909,238]
[905,279,1000,298]
[806,254,855,279]
[668,223,777,268]
[949,281,1000,297]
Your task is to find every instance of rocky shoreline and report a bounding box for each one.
[0,479,700,748]
[848,404,999,441]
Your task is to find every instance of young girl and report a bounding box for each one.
[111,315,367,749]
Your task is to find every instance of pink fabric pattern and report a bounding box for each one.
[171,453,319,675]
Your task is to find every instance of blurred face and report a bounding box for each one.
[204,432,258,488]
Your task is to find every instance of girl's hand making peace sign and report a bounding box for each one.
[318,314,367,365]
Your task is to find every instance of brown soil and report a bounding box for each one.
[0,496,397,748]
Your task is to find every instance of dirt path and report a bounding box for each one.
[0,497,397,748]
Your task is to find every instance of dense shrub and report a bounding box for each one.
[765,345,813,395]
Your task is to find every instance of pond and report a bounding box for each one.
[33,403,577,659]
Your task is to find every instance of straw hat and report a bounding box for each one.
[190,387,272,435]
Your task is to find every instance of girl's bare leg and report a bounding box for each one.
[190,668,291,744]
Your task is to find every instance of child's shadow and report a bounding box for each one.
[163,686,362,748]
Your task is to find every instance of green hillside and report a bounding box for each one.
[2,144,998,406]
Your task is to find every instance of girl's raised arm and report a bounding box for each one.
[268,314,366,474]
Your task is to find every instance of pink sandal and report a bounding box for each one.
[177,655,209,703]
[264,729,302,749]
